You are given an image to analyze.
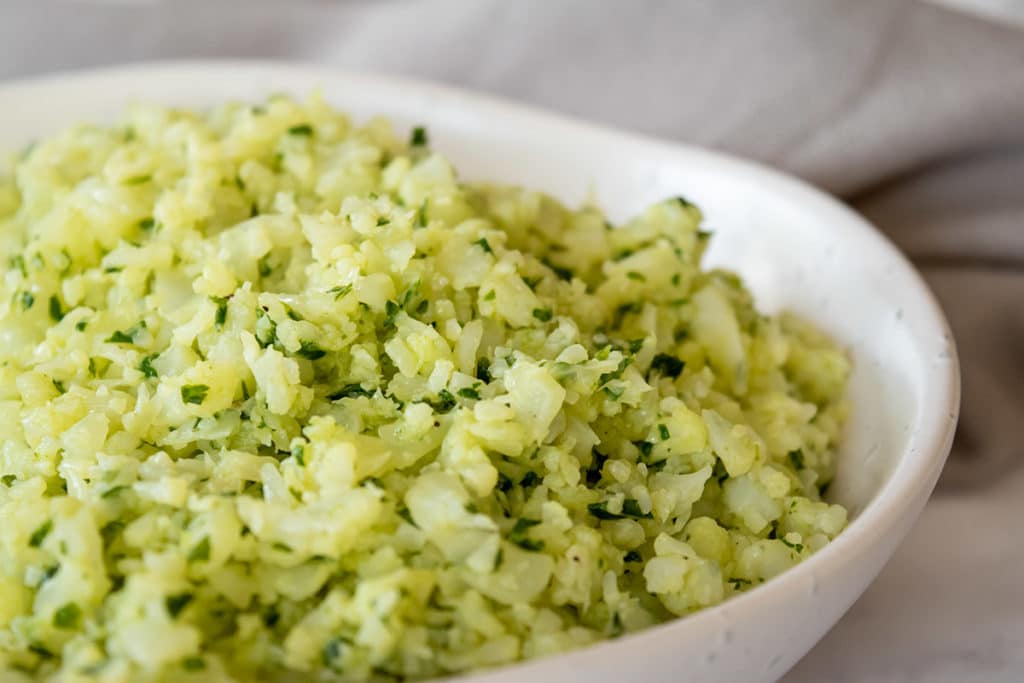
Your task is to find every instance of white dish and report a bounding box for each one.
[0,61,959,683]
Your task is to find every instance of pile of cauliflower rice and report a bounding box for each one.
[0,94,850,682]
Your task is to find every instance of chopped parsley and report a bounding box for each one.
[432,389,456,413]
[136,354,159,379]
[257,254,273,278]
[588,499,652,520]
[475,358,491,382]
[781,538,805,553]
[29,520,52,548]
[410,126,428,146]
[165,592,194,618]
[788,449,806,471]
[48,295,64,322]
[105,322,145,345]
[520,471,541,488]
[52,602,81,629]
[180,384,209,405]
[328,284,353,300]
[328,384,374,401]
[532,308,553,322]
[508,518,543,551]
[657,424,671,441]
[675,196,695,209]
[212,297,228,329]
[473,238,493,254]
[182,657,206,672]
[649,353,685,379]
[456,387,480,400]
[187,537,211,562]
[296,341,327,360]
[287,123,313,136]
[19,291,34,310]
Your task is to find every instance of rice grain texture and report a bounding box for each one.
[0,95,849,682]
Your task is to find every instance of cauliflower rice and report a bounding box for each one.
[0,94,850,682]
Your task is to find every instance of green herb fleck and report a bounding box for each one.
[508,518,543,551]
[586,448,608,486]
[626,271,646,281]
[416,199,429,228]
[19,291,34,310]
[138,217,156,231]
[287,124,313,136]
[292,444,306,466]
[182,657,206,672]
[105,327,138,344]
[29,520,52,548]
[257,254,273,278]
[657,424,671,441]
[328,384,374,401]
[588,499,652,521]
[383,299,401,328]
[52,379,66,395]
[622,499,652,518]
[788,449,806,471]
[136,354,158,379]
[165,593,194,618]
[532,308,553,322]
[781,538,805,553]
[180,384,209,405]
[675,196,695,209]
[397,506,415,526]
[457,387,480,400]
[48,295,64,322]
[212,297,228,329]
[328,284,353,300]
[297,341,326,360]
[322,639,343,667]
[410,126,428,147]
[649,353,685,379]
[520,471,541,488]
[432,389,457,413]
[52,603,81,629]
[187,537,211,562]
[101,485,128,499]
[75,320,88,331]
[474,238,493,254]
[588,502,623,520]
[1,475,16,487]
[123,174,151,185]
[475,358,491,382]
[624,550,642,563]
[483,290,496,301]
[272,541,292,553]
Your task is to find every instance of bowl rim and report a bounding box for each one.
[0,59,961,679]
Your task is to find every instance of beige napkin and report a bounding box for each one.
[2,0,1022,680]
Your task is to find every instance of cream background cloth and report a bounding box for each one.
[2,1,1023,680]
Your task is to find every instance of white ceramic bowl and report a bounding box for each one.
[0,62,959,683]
